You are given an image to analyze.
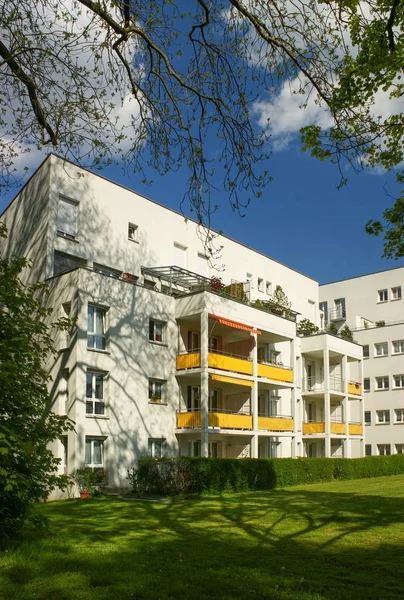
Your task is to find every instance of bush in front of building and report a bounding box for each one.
[128,455,404,496]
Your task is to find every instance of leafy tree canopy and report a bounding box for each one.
[0,1,403,252]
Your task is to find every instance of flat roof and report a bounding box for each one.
[321,264,404,286]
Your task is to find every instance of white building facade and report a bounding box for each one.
[1,155,364,493]
[320,269,404,457]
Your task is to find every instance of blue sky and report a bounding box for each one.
[1,143,402,286]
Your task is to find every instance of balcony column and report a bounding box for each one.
[200,309,209,458]
[359,359,365,457]
[342,354,349,444]
[251,331,258,458]
[323,348,331,458]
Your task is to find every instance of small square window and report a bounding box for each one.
[391,286,402,300]
[128,223,138,242]
[364,411,371,425]
[375,342,388,357]
[375,376,389,390]
[257,278,264,292]
[363,345,369,359]
[148,379,166,403]
[148,438,164,458]
[149,319,166,343]
[364,377,370,392]
[376,409,390,423]
[378,289,388,302]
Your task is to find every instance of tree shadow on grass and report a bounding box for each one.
[3,482,404,600]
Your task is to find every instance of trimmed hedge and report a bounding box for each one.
[127,454,404,496]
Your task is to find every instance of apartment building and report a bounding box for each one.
[320,270,404,456]
[1,154,364,494]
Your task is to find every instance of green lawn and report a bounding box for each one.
[2,475,404,600]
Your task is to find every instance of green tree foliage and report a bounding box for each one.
[296,318,320,336]
[0,224,72,541]
[339,324,355,342]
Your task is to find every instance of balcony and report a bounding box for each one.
[348,381,362,396]
[303,422,325,434]
[348,423,363,435]
[303,376,343,393]
[257,362,293,383]
[258,416,293,432]
[176,352,200,370]
[177,410,252,430]
[330,422,346,435]
[176,350,253,375]
[330,307,346,321]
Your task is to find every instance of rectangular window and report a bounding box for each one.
[396,444,404,454]
[57,196,78,240]
[393,374,404,388]
[85,437,104,469]
[87,305,107,350]
[364,411,371,425]
[208,336,219,351]
[393,340,404,354]
[376,410,390,424]
[333,298,346,320]
[378,289,388,302]
[246,272,253,289]
[319,301,328,326]
[376,376,389,390]
[395,409,404,423]
[188,440,201,456]
[375,342,388,357]
[364,377,370,392]
[149,379,166,403]
[61,436,68,474]
[149,319,165,343]
[378,444,391,456]
[93,263,121,279]
[128,223,138,242]
[363,345,369,359]
[391,286,402,300]
[86,371,106,415]
[187,331,200,351]
[54,251,85,276]
[257,278,264,292]
[148,438,164,458]
[266,281,272,295]
[365,444,372,456]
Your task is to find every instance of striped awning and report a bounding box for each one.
[209,314,261,335]
[210,374,254,388]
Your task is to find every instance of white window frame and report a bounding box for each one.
[57,195,78,240]
[149,319,165,343]
[85,437,105,469]
[392,340,404,354]
[265,281,272,295]
[377,444,391,456]
[187,330,200,351]
[148,378,166,403]
[394,409,404,423]
[376,410,390,424]
[391,286,402,300]
[393,374,404,389]
[375,376,389,390]
[87,304,107,351]
[86,371,107,416]
[374,342,388,357]
[128,223,138,242]
[148,438,164,458]
[378,289,388,303]
[257,277,264,292]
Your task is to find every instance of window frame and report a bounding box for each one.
[365,444,372,456]
[375,376,389,390]
[374,342,388,357]
[394,409,404,423]
[56,195,78,241]
[393,374,404,389]
[148,438,164,458]
[148,378,166,404]
[376,409,390,424]
[87,304,108,351]
[364,411,371,425]
[392,340,404,355]
[149,319,166,344]
[391,286,402,300]
[85,437,105,469]
[363,377,371,392]
[128,223,139,242]
[257,277,264,292]
[378,289,388,303]
[362,345,369,359]
[377,444,391,456]
[86,370,107,416]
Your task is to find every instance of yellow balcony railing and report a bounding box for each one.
[208,412,252,429]
[303,422,325,434]
[177,412,201,428]
[330,422,346,435]
[348,381,362,396]
[176,352,201,370]
[258,417,293,431]
[258,363,293,383]
[349,423,363,435]
[208,352,253,375]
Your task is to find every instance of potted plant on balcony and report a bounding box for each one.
[267,285,292,317]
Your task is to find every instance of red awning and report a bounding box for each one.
[209,314,261,335]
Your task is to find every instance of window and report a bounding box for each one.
[188,440,201,456]
[246,272,253,289]
[86,371,106,415]
[187,386,200,411]
[377,444,391,456]
[59,369,69,415]
[173,242,187,268]
[61,436,68,474]
[93,263,121,279]
[87,305,107,350]
[375,342,388,357]
[319,302,329,326]
[393,374,404,388]
[257,278,264,292]
[149,379,166,403]
[149,319,165,343]
[332,298,346,320]
[208,336,219,351]
[395,409,404,423]
[85,437,104,469]
[187,331,200,351]
[375,376,389,390]
[364,411,371,425]
[378,289,388,302]
[365,444,372,456]
[396,444,404,454]
[148,438,164,458]
[363,345,369,359]
[54,251,85,276]
[266,281,272,295]
[128,223,138,242]
[364,377,370,392]
[56,196,78,240]
[376,410,390,424]
[393,340,404,354]
[391,286,402,300]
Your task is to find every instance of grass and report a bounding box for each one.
[2,475,404,600]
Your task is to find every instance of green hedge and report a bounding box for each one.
[127,455,404,496]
